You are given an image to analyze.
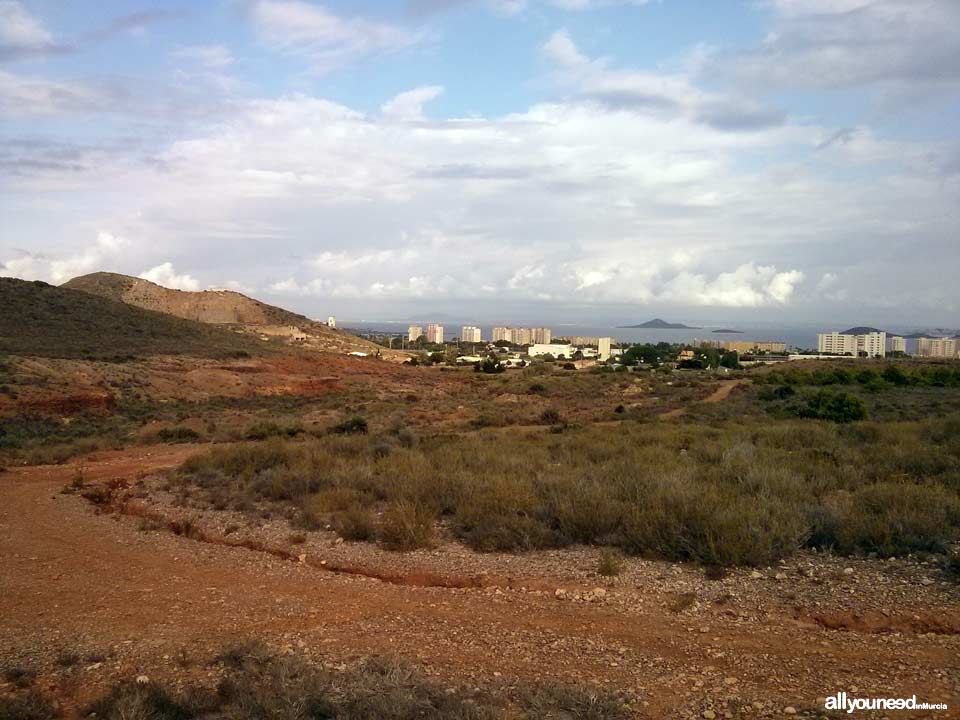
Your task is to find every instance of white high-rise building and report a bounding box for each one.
[426,324,444,344]
[917,337,957,358]
[817,332,857,356]
[888,336,906,354]
[408,325,423,342]
[461,326,482,343]
[492,327,511,343]
[598,337,612,361]
[817,331,885,357]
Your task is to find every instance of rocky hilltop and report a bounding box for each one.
[63,272,399,358]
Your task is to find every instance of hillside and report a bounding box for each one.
[0,277,267,359]
[63,272,393,357]
[618,318,701,329]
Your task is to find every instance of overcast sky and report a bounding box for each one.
[1,0,958,326]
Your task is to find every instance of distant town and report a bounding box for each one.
[340,322,960,369]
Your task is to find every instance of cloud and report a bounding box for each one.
[0,1,62,60]
[247,0,419,72]
[382,85,444,120]
[138,262,200,291]
[171,44,234,70]
[719,0,960,100]
[542,30,786,133]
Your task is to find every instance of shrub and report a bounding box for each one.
[814,483,960,556]
[454,478,556,552]
[0,691,56,720]
[244,421,303,441]
[156,427,201,443]
[379,501,434,550]
[797,390,867,423]
[334,505,377,541]
[333,417,368,435]
[540,408,562,426]
[597,549,624,577]
[528,382,547,395]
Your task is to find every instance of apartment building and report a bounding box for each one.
[888,336,906,354]
[408,325,423,342]
[598,337,612,361]
[492,327,552,344]
[425,324,444,344]
[720,340,787,354]
[817,331,886,357]
[917,337,957,358]
[461,326,482,343]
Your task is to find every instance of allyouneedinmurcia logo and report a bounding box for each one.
[825,692,948,714]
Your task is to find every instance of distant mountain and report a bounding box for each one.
[618,318,701,329]
[840,326,884,335]
[0,277,266,360]
[712,328,744,334]
[63,272,393,357]
[902,328,960,339]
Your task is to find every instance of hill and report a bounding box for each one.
[841,326,884,335]
[63,272,392,357]
[0,277,267,359]
[618,318,701,329]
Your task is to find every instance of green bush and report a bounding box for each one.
[797,390,867,423]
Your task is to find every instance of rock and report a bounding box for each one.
[783,707,797,715]
[775,572,787,581]
[703,710,716,719]
[555,589,567,599]
[135,675,150,684]
[750,571,763,579]
[592,587,607,599]
[843,567,854,575]
[920,577,934,586]
[723,676,738,685]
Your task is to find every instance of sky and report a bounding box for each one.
[1,0,958,327]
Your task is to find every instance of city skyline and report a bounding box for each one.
[1,1,959,325]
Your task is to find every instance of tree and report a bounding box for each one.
[475,357,505,374]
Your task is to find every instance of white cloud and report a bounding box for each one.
[247,0,418,72]
[138,262,200,291]
[0,1,54,53]
[381,85,444,121]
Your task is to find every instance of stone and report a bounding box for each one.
[703,711,716,719]
[135,675,150,684]
[750,571,763,579]
[843,567,854,575]
[783,707,797,715]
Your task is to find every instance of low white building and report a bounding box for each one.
[326,316,336,328]
[528,343,574,359]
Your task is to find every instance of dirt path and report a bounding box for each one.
[2,446,958,718]
[659,379,744,420]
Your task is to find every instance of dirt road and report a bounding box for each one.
[2,446,958,718]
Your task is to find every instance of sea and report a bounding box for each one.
[338,321,906,352]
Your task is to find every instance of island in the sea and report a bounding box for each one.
[712,328,744,334]
[618,318,702,329]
